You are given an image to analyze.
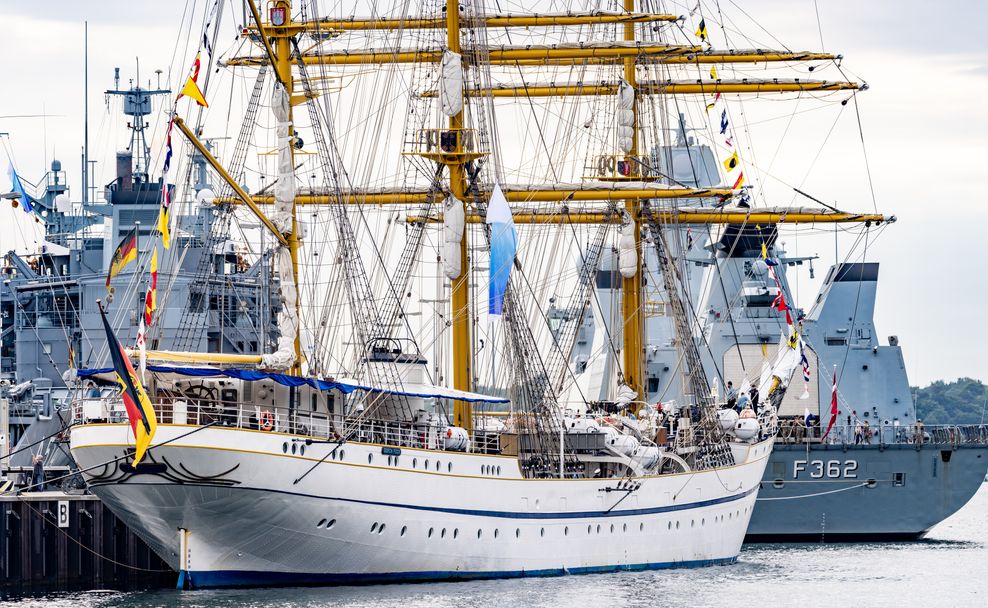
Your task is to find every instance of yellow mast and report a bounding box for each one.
[278,7,302,375]
[446,0,473,432]
[621,0,644,398]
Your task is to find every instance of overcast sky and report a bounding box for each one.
[0,1,985,387]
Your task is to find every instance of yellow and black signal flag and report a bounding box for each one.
[723,150,739,172]
[99,302,158,465]
[696,19,708,41]
[709,65,718,80]
[178,52,208,108]
[106,227,138,288]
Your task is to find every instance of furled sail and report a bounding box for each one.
[261,246,298,370]
[441,50,463,117]
[616,79,635,154]
[618,214,637,278]
[270,82,295,235]
[443,196,465,279]
[261,82,298,370]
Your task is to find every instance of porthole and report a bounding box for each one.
[378,524,386,534]
[866,479,878,489]
[494,529,500,539]
[393,457,399,467]
[448,462,452,473]
[623,523,628,533]
[667,521,672,530]
[596,524,601,534]
[515,528,520,538]
[453,528,459,539]
[428,528,434,538]
[676,521,680,530]
[368,454,373,464]
[317,519,327,528]
[691,520,695,528]
[587,525,592,535]
[326,519,336,529]
[610,524,614,534]
[701,518,705,527]
[291,443,297,455]
[340,450,345,460]
[436,461,441,471]
[413,458,418,468]
[729,512,733,520]
[481,465,485,475]
[478,529,483,539]
[497,466,501,475]
[441,528,446,538]
[564,526,569,536]
[425,459,430,469]
[400,526,407,537]
[640,522,644,532]
[773,479,785,489]
[300,445,306,456]
[540,528,545,537]
[282,442,288,453]
[371,523,378,533]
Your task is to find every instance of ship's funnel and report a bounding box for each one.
[116,151,133,190]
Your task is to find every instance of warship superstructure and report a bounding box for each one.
[566,120,988,540]
[1,69,279,467]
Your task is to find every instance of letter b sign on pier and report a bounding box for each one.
[57,501,69,528]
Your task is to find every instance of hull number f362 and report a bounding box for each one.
[793,459,858,479]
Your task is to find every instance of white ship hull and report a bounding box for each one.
[70,423,772,589]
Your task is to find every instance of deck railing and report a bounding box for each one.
[775,422,988,447]
[72,395,501,454]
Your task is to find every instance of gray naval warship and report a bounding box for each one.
[560,117,988,541]
[1,69,279,471]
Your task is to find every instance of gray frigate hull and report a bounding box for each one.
[747,442,988,541]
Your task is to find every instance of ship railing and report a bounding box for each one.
[775,422,988,447]
[72,395,500,454]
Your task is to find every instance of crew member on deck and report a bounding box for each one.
[726,381,738,409]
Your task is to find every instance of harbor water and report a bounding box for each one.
[6,483,986,608]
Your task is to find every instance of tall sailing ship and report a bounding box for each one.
[63,0,892,589]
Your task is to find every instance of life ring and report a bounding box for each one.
[259,410,274,431]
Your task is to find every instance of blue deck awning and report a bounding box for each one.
[77,365,509,404]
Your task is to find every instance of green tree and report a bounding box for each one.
[911,378,988,424]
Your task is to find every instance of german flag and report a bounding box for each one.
[99,303,157,465]
[106,227,138,288]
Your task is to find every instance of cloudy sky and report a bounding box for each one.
[0,0,985,387]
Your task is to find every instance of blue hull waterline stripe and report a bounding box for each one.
[179,557,739,589]
[103,481,758,520]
